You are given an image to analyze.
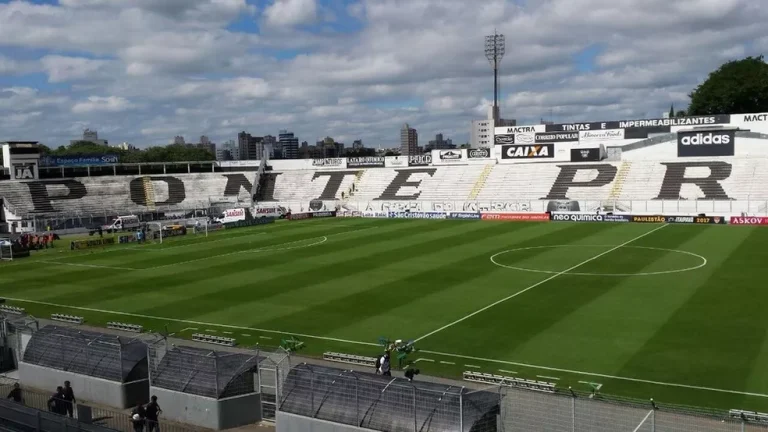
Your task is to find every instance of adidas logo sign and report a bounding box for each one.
[680,132,730,145]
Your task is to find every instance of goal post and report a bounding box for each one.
[0,237,13,261]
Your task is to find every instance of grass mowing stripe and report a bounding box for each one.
[415,224,668,342]
[7,295,768,401]
[418,349,768,399]
[1,297,378,347]
[616,226,768,394]
[267,223,614,338]
[132,220,514,322]
[496,224,709,372]
[36,220,449,310]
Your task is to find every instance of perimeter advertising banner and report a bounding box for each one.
[730,216,768,225]
[481,213,549,221]
[347,157,385,168]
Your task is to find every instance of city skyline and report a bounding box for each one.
[0,1,765,148]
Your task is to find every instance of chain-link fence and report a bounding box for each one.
[499,386,768,432]
[279,363,503,432]
[258,346,291,421]
[147,338,260,399]
[0,377,201,432]
[21,326,146,383]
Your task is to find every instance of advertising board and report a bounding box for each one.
[388,212,447,219]
[481,213,549,221]
[70,237,116,250]
[347,157,385,168]
[677,130,735,157]
[500,144,554,159]
[447,212,481,220]
[466,148,492,159]
[730,216,768,225]
[408,154,432,166]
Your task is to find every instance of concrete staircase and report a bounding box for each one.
[468,164,495,200]
[142,177,156,211]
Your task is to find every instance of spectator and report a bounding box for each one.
[378,352,391,377]
[6,383,22,403]
[145,395,162,432]
[63,380,76,418]
[48,386,65,415]
[131,403,147,432]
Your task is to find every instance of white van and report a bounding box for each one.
[102,215,141,233]
[253,206,286,219]
[214,208,247,224]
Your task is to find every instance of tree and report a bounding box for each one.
[675,109,687,118]
[688,55,768,115]
[669,104,674,118]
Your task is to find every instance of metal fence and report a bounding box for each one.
[279,363,503,432]
[22,326,146,383]
[0,377,200,432]
[499,386,768,432]
[257,346,291,421]
[147,338,260,399]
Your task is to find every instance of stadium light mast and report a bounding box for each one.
[484,31,505,123]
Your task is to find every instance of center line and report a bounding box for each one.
[415,224,668,342]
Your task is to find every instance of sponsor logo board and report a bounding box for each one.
[550,213,604,222]
[408,154,432,166]
[515,133,535,144]
[224,208,245,218]
[494,134,515,145]
[438,150,463,162]
[12,163,35,180]
[388,211,447,219]
[385,156,407,167]
[70,237,116,250]
[362,211,388,218]
[312,158,344,167]
[677,130,735,157]
[579,129,624,140]
[447,212,481,220]
[631,215,666,223]
[742,113,768,122]
[312,211,336,218]
[500,144,554,159]
[224,217,275,228]
[467,148,491,159]
[570,148,600,162]
[347,156,385,168]
[288,212,312,220]
[535,132,579,142]
[730,216,768,225]
[545,115,731,132]
[480,213,549,221]
[664,215,726,224]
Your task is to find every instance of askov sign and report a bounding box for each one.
[730,216,768,225]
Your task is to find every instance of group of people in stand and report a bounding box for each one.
[6,381,161,432]
[15,232,56,250]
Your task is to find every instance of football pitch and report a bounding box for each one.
[2,218,768,412]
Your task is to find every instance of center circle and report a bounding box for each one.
[489,245,707,277]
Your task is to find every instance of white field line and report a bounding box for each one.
[632,410,654,432]
[3,297,378,347]
[420,349,768,399]
[465,364,481,369]
[415,224,669,342]
[38,260,137,271]
[146,225,378,270]
[498,369,517,375]
[537,375,560,381]
[439,361,455,365]
[6,296,768,399]
[180,327,198,332]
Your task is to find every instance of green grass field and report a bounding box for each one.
[2,218,768,412]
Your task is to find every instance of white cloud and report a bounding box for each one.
[0,0,766,147]
[72,96,136,114]
[263,0,318,27]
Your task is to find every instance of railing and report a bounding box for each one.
[0,380,199,432]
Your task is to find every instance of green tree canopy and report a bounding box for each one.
[39,141,215,163]
[688,55,768,115]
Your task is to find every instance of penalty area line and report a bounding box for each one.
[3,297,378,348]
[414,224,669,343]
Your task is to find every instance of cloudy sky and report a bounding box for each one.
[0,0,766,148]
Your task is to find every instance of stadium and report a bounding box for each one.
[2,109,768,432]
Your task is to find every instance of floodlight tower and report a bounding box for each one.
[484,31,505,122]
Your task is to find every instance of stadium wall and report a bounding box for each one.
[150,386,262,430]
[18,362,148,409]
[276,412,374,432]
